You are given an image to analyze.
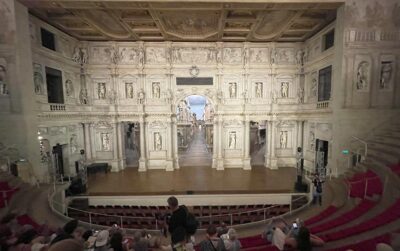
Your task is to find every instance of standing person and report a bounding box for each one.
[312,174,324,206]
[167,196,187,236]
[199,225,227,251]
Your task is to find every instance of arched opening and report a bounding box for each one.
[176,95,214,167]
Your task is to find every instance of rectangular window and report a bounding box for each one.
[323,29,334,51]
[318,66,332,102]
[46,67,64,104]
[41,28,56,51]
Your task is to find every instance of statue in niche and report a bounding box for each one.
[216,48,222,64]
[380,61,393,89]
[255,82,263,98]
[243,47,249,66]
[98,83,106,99]
[33,71,44,95]
[165,89,173,103]
[229,132,236,149]
[152,82,160,98]
[70,134,78,153]
[280,131,288,149]
[65,79,74,97]
[0,64,8,95]
[270,48,277,64]
[101,133,111,151]
[216,90,223,103]
[356,61,369,91]
[138,47,145,66]
[297,86,304,103]
[137,89,145,104]
[154,132,162,151]
[229,82,237,98]
[281,82,289,98]
[126,82,134,99]
[310,75,318,98]
[79,88,89,105]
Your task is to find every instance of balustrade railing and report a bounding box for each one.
[47,184,309,231]
[316,101,329,109]
[49,104,66,111]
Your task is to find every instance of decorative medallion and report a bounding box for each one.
[189,66,200,78]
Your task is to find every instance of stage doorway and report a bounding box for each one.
[177,95,213,167]
[250,121,267,166]
[123,122,140,168]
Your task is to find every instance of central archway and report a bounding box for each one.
[176,95,214,167]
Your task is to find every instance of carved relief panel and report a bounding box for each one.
[90,46,111,64]
[249,47,269,64]
[172,47,215,64]
[145,47,167,64]
[276,48,296,65]
[64,72,76,102]
[223,47,242,64]
[119,46,139,64]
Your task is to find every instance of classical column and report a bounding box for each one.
[243,118,251,170]
[217,115,224,170]
[116,122,126,171]
[172,116,180,169]
[296,120,304,150]
[110,122,119,171]
[138,117,147,172]
[212,116,218,169]
[166,119,174,171]
[83,123,92,161]
[265,120,278,169]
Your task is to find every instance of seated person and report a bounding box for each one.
[262,219,324,251]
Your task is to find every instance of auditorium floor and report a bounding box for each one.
[86,166,297,196]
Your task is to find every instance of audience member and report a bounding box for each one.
[312,174,324,206]
[50,219,78,245]
[167,196,187,236]
[132,230,150,251]
[161,226,194,251]
[109,232,124,251]
[200,225,227,251]
[48,238,84,251]
[94,230,109,251]
[217,223,229,237]
[221,228,241,251]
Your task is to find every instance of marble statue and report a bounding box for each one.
[216,48,222,64]
[65,79,74,97]
[271,90,278,104]
[72,47,81,63]
[165,89,173,103]
[229,132,236,149]
[79,88,89,105]
[270,48,277,64]
[280,131,287,148]
[72,47,88,64]
[255,82,263,98]
[380,61,392,89]
[216,90,223,103]
[297,86,304,103]
[33,71,44,95]
[98,83,107,99]
[70,134,78,153]
[242,89,249,103]
[296,50,304,66]
[137,89,145,104]
[243,47,249,66]
[154,132,162,151]
[126,83,134,99]
[152,82,160,98]
[229,82,237,98]
[110,46,121,64]
[138,47,145,66]
[309,131,315,150]
[101,133,111,151]
[356,61,369,91]
[281,82,289,98]
[0,64,8,95]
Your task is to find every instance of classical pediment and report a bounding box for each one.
[22,1,340,42]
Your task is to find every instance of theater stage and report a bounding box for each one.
[86,166,298,196]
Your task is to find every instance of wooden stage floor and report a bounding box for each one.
[86,166,297,196]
